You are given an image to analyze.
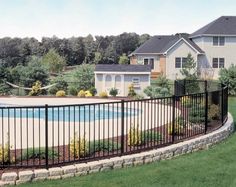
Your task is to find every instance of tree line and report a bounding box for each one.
[0,32,150,67]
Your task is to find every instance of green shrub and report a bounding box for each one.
[145,75,171,98]
[68,86,78,96]
[78,90,86,97]
[219,64,236,95]
[168,117,185,135]
[56,90,66,97]
[208,104,220,120]
[189,107,206,123]
[132,94,144,100]
[89,87,97,96]
[89,140,121,154]
[109,88,118,97]
[70,133,88,158]
[48,86,58,95]
[141,131,162,143]
[22,147,59,160]
[128,124,141,146]
[99,91,108,98]
[28,81,42,96]
[48,76,68,95]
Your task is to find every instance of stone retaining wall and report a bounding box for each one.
[0,113,234,186]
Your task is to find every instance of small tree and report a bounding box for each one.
[180,53,198,79]
[144,75,171,98]
[180,53,199,94]
[219,64,236,95]
[72,64,95,91]
[42,49,66,73]
[118,53,129,64]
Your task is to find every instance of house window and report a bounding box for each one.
[143,58,154,69]
[219,58,225,68]
[219,37,225,46]
[213,36,225,46]
[132,77,140,87]
[144,58,149,65]
[149,58,154,69]
[212,58,218,68]
[182,57,187,68]
[212,58,225,68]
[175,58,181,68]
[175,57,188,68]
[213,37,218,46]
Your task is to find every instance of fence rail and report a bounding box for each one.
[0,81,228,170]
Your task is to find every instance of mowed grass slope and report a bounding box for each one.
[19,97,236,187]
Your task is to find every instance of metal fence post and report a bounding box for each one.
[204,91,208,134]
[45,104,49,169]
[204,80,208,92]
[221,84,224,124]
[183,79,186,95]
[172,95,176,143]
[121,100,125,155]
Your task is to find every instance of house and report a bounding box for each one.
[94,64,151,96]
[129,16,236,80]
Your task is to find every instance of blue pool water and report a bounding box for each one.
[0,105,138,122]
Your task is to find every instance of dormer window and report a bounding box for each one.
[213,36,225,46]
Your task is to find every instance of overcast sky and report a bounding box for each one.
[0,0,235,40]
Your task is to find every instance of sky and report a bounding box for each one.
[0,0,235,40]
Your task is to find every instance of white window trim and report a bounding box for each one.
[212,57,225,69]
[175,57,187,69]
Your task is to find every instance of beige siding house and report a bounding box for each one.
[129,34,204,80]
[95,64,151,96]
[130,16,236,80]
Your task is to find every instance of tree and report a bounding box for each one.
[83,34,95,64]
[180,53,198,79]
[180,53,199,94]
[72,64,95,90]
[219,64,236,95]
[94,52,102,64]
[41,48,66,73]
[0,61,11,95]
[118,53,129,64]
[12,57,49,88]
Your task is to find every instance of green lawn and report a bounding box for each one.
[19,97,236,187]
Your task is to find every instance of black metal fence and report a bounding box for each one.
[0,81,228,170]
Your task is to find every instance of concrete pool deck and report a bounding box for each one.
[0,97,177,149]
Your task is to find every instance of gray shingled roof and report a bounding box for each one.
[190,16,236,38]
[95,64,151,72]
[131,34,204,55]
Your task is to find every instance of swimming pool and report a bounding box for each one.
[0,105,139,122]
